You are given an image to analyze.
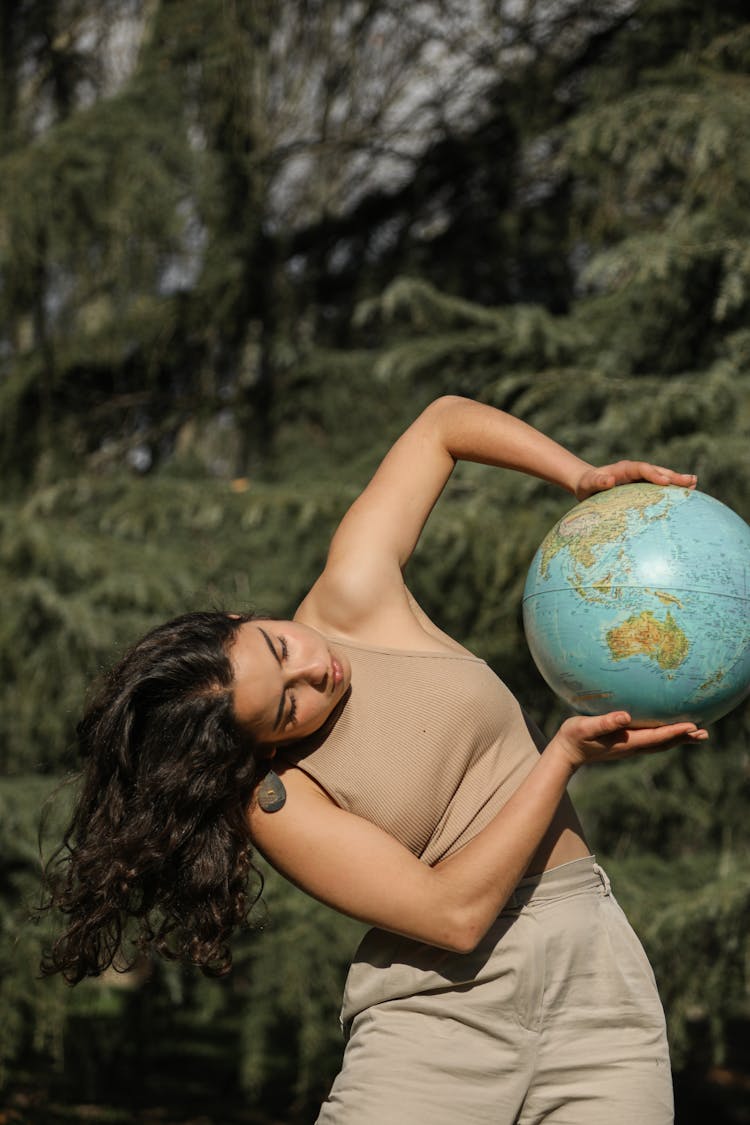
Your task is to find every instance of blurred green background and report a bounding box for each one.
[1,1,749,1121]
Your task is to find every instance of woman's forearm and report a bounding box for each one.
[319,396,694,590]
[430,395,695,501]
[432,395,592,495]
[431,739,577,951]
[428,711,703,952]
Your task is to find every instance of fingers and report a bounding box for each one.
[613,721,709,758]
[625,721,700,746]
[637,463,698,489]
[593,710,631,733]
[583,711,699,746]
[554,712,709,769]
[566,711,709,747]
[571,710,631,736]
[577,461,698,500]
[609,461,697,488]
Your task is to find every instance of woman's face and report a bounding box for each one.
[229,620,352,746]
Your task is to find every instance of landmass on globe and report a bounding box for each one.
[606,609,689,671]
[539,483,686,589]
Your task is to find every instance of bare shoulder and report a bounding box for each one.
[295,558,407,637]
[247,765,333,844]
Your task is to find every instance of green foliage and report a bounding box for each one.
[0,776,69,1084]
[233,865,363,1112]
[607,852,750,1065]
[560,14,750,375]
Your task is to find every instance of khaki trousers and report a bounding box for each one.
[317,857,673,1124]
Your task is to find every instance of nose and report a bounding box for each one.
[288,652,328,691]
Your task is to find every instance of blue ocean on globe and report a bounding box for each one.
[522,484,750,725]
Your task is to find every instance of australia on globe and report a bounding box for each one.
[522,483,750,725]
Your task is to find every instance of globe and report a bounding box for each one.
[522,483,750,725]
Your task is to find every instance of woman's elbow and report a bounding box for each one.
[434,907,488,955]
[440,931,477,955]
[450,919,488,955]
[422,394,468,423]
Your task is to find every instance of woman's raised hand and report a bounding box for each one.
[574,462,697,502]
[549,711,708,771]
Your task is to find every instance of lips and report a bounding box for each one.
[331,656,343,687]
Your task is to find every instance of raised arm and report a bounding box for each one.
[303,396,696,630]
[249,711,707,952]
[327,396,590,574]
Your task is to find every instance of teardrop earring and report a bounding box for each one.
[257,768,287,813]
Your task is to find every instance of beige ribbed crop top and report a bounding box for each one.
[286,637,546,866]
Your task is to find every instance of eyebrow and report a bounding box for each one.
[258,627,286,730]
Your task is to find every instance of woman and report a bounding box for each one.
[45,396,705,1123]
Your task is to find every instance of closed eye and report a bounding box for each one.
[258,627,288,730]
[284,694,298,728]
[277,636,296,727]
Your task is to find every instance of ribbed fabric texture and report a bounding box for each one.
[287,638,545,865]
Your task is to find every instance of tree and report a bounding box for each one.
[0,0,642,482]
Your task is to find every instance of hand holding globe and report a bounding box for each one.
[549,710,708,771]
[573,459,697,501]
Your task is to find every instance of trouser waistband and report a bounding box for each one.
[504,855,611,910]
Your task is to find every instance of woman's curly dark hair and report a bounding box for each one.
[41,611,265,984]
